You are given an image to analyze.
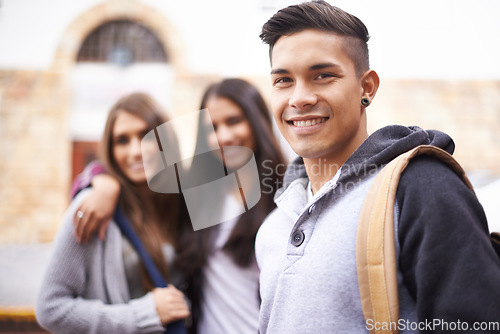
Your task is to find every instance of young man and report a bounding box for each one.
[255,1,500,333]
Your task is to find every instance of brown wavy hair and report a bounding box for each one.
[99,92,185,292]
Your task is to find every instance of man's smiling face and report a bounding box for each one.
[270,29,368,165]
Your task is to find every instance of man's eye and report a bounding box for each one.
[274,77,293,86]
[316,73,336,80]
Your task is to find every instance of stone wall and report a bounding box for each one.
[0,0,189,244]
[370,79,500,174]
[0,69,70,243]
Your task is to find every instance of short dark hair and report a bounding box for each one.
[260,0,370,76]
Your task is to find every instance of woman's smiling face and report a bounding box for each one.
[205,95,257,169]
[112,110,152,184]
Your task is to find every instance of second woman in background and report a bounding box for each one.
[185,78,285,333]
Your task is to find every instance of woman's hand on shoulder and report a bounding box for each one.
[73,174,120,243]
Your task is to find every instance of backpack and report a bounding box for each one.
[356,144,500,334]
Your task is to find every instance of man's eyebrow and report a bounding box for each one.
[270,68,289,75]
[309,63,340,71]
[271,63,340,75]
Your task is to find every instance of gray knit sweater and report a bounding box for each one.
[35,189,165,334]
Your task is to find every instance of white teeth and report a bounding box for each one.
[292,118,326,127]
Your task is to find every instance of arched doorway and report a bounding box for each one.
[50,0,186,183]
[71,19,173,181]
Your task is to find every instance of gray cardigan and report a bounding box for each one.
[35,189,165,334]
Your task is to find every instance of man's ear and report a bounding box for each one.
[360,70,380,103]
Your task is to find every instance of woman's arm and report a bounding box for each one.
[71,161,120,243]
[36,190,188,334]
[73,174,120,243]
[70,161,108,198]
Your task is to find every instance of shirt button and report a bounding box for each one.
[291,230,305,247]
[308,204,315,214]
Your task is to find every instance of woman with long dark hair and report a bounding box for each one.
[184,78,286,333]
[36,93,190,333]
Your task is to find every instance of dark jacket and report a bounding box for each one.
[257,125,500,333]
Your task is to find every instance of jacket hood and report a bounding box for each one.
[278,125,455,196]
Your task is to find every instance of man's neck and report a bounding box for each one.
[303,156,342,195]
[302,127,369,194]
[303,145,361,195]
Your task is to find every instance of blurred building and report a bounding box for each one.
[0,0,258,244]
[0,0,499,329]
[1,0,500,244]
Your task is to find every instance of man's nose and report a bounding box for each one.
[288,82,317,110]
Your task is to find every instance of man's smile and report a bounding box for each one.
[288,117,328,128]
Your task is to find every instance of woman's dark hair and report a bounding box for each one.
[198,78,285,267]
[180,79,286,332]
[260,0,370,76]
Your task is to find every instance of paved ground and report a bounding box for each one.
[0,243,53,309]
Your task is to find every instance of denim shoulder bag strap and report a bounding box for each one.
[114,207,187,334]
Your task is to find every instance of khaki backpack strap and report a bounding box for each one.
[356,145,473,334]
